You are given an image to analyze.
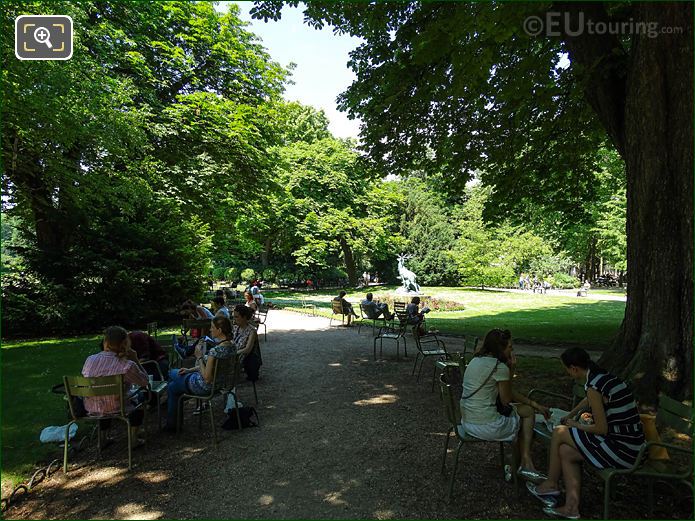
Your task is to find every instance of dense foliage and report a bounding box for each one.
[2,1,628,338]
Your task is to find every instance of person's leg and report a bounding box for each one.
[515,404,537,470]
[538,425,577,492]
[165,371,189,429]
[128,409,146,443]
[157,358,170,380]
[552,444,584,516]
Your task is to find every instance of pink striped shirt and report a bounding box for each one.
[81,351,148,416]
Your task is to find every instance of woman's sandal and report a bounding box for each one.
[518,467,548,483]
[526,482,560,507]
[542,506,580,519]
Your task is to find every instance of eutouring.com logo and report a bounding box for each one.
[523,12,683,39]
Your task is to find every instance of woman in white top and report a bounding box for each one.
[460,328,550,480]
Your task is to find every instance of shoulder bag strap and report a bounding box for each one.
[461,359,499,400]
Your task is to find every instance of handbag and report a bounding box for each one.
[496,395,514,417]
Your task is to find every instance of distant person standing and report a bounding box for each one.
[519,273,525,290]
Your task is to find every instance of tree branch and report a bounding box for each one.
[553,2,628,157]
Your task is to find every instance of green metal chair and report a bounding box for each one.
[329,299,360,327]
[597,394,693,519]
[176,355,242,445]
[412,329,449,391]
[300,294,317,316]
[438,373,519,501]
[137,358,168,431]
[63,374,148,472]
[255,305,269,341]
[373,309,409,360]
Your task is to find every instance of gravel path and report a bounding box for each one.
[4,311,678,519]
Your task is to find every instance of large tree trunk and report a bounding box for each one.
[261,236,271,267]
[338,236,358,287]
[560,2,693,404]
[605,3,693,404]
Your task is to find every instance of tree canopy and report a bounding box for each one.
[249,1,693,403]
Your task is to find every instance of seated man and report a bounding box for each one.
[360,292,394,320]
[334,290,358,326]
[128,331,170,380]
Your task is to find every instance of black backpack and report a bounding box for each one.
[221,406,259,430]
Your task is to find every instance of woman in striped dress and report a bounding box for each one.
[527,347,645,519]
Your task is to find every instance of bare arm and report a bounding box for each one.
[564,389,608,435]
[200,354,217,384]
[237,329,258,356]
[498,380,513,406]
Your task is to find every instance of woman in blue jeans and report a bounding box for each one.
[165,315,235,431]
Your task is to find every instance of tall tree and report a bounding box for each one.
[251,1,693,402]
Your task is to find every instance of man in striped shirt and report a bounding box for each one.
[82,326,149,446]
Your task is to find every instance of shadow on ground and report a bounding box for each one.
[5,312,690,520]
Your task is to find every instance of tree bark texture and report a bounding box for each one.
[338,235,358,287]
[560,2,693,403]
[261,237,271,267]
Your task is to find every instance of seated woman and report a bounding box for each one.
[82,326,150,446]
[460,329,549,481]
[334,290,358,326]
[243,291,259,314]
[231,305,262,381]
[164,316,236,431]
[527,348,645,519]
[406,296,431,335]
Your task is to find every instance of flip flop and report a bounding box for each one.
[518,467,548,483]
[526,482,560,507]
[543,506,580,519]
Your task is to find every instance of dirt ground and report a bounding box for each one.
[4,311,690,519]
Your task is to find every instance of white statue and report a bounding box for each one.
[396,254,420,294]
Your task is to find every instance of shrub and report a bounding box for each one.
[549,273,582,289]
[2,196,208,337]
[262,268,277,283]
[225,267,238,281]
[241,268,256,283]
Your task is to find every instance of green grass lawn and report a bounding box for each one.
[268,285,625,348]
[0,328,178,490]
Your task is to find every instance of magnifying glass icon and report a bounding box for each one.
[33,26,53,49]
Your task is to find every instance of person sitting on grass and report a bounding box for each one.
[460,329,550,483]
[82,326,150,448]
[334,290,358,326]
[164,316,236,432]
[360,292,394,321]
[526,347,645,519]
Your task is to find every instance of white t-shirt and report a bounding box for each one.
[460,356,510,424]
